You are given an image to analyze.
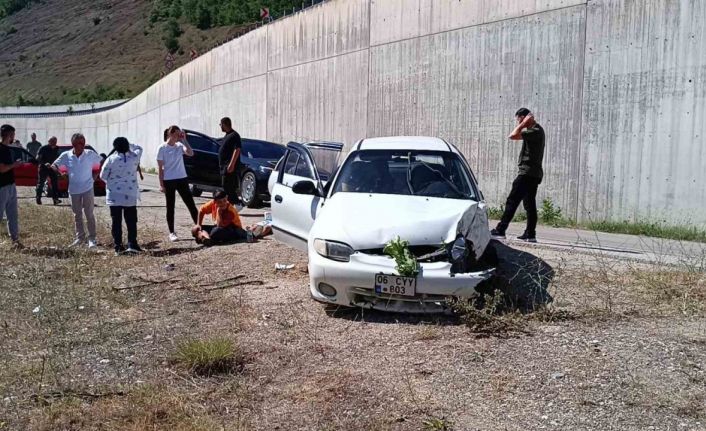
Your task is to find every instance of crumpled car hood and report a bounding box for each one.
[311,193,491,257]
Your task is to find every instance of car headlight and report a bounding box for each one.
[259,165,273,173]
[313,239,354,262]
[449,236,467,263]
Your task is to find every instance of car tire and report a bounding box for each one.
[190,184,203,197]
[240,171,261,208]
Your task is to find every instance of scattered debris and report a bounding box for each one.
[275,263,295,271]
[113,275,183,291]
[164,263,176,271]
[32,306,41,314]
[551,372,565,380]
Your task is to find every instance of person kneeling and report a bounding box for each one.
[192,191,250,246]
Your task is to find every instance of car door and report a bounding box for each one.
[9,147,38,187]
[185,132,220,186]
[270,143,332,251]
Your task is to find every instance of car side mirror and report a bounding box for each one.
[292,180,319,196]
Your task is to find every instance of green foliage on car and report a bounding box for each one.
[383,236,419,278]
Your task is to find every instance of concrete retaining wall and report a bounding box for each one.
[2,0,704,225]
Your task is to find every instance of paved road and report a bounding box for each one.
[136,174,704,265]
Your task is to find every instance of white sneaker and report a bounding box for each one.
[69,239,83,247]
[87,240,98,249]
[168,233,178,242]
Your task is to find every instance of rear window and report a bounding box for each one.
[242,140,286,160]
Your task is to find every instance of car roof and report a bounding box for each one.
[355,136,457,153]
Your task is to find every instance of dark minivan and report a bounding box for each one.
[182,129,285,207]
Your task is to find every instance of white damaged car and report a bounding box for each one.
[269,137,496,313]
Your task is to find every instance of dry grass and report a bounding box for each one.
[2,201,705,430]
[173,337,242,376]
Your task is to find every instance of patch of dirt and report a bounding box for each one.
[0,185,704,430]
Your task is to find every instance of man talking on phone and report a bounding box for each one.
[0,124,23,248]
[491,108,545,242]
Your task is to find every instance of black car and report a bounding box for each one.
[182,129,286,207]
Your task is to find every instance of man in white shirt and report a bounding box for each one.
[52,133,103,248]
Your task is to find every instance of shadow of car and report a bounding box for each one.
[10,145,106,197]
[182,129,286,208]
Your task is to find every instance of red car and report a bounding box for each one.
[10,145,106,197]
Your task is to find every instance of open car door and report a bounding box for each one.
[271,142,343,251]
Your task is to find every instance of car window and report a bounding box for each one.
[332,150,477,200]
[283,152,300,176]
[188,134,218,153]
[307,146,341,180]
[294,156,314,179]
[242,140,286,160]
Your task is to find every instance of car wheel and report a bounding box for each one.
[240,171,261,208]
[190,184,202,197]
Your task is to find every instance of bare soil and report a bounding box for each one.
[0,185,704,431]
[0,0,239,105]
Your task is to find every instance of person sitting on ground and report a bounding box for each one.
[191,191,250,246]
[100,137,143,255]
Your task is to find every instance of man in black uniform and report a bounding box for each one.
[35,136,62,205]
[218,117,243,207]
[491,108,545,242]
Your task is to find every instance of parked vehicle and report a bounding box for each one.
[182,129,285,207]
[269,136,496,313]
[10,145,106,197]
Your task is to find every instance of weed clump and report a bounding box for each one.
[174,337,242,376]
[448,293,528,338]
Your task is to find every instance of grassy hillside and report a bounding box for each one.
[0,0,304,107]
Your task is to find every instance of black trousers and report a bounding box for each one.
[110,206,138,250]
[496,175,541,235]
[201,224,248,245]
[222,172,242,205]
[36,165,59,199]
[164,178,198,233]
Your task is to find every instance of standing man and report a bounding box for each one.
[0,124,22,248]
[52,133,103,248]
[100,137,143,255]
[491,108,545,242]
[218,117,243,207]
[26,133,42,157]
[35,136,61,205]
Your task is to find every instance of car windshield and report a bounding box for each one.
[331,150,477,200]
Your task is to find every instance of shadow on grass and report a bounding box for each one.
[325,240,554,324]
[19,246,81,259]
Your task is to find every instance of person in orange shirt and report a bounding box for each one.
[191,191,250,246]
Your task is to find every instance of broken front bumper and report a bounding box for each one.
[308,251,495,313]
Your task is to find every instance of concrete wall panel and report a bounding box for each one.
[370,0,587,46]
[579,0,706,224]
[179,90,211,134]
[212,31,268,86]
[180,52,213,97]
[267,0,369,70]
[211,75,267,139]
[267,49,368,146]
[369,6,586,215]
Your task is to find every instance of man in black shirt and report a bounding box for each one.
[35,136,62,205]
[27,133,42,157]
[491,108,546,242]
[218,117,243,207]
[0,124,22,247]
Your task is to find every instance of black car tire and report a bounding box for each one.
[190,184,203,197]
[240,171,261,208]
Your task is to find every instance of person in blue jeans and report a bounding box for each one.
[100,137,143,255]
[0,124,22,248]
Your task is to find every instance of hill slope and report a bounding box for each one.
[0,0,247,106]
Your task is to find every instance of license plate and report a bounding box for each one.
[374,273,416,297]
